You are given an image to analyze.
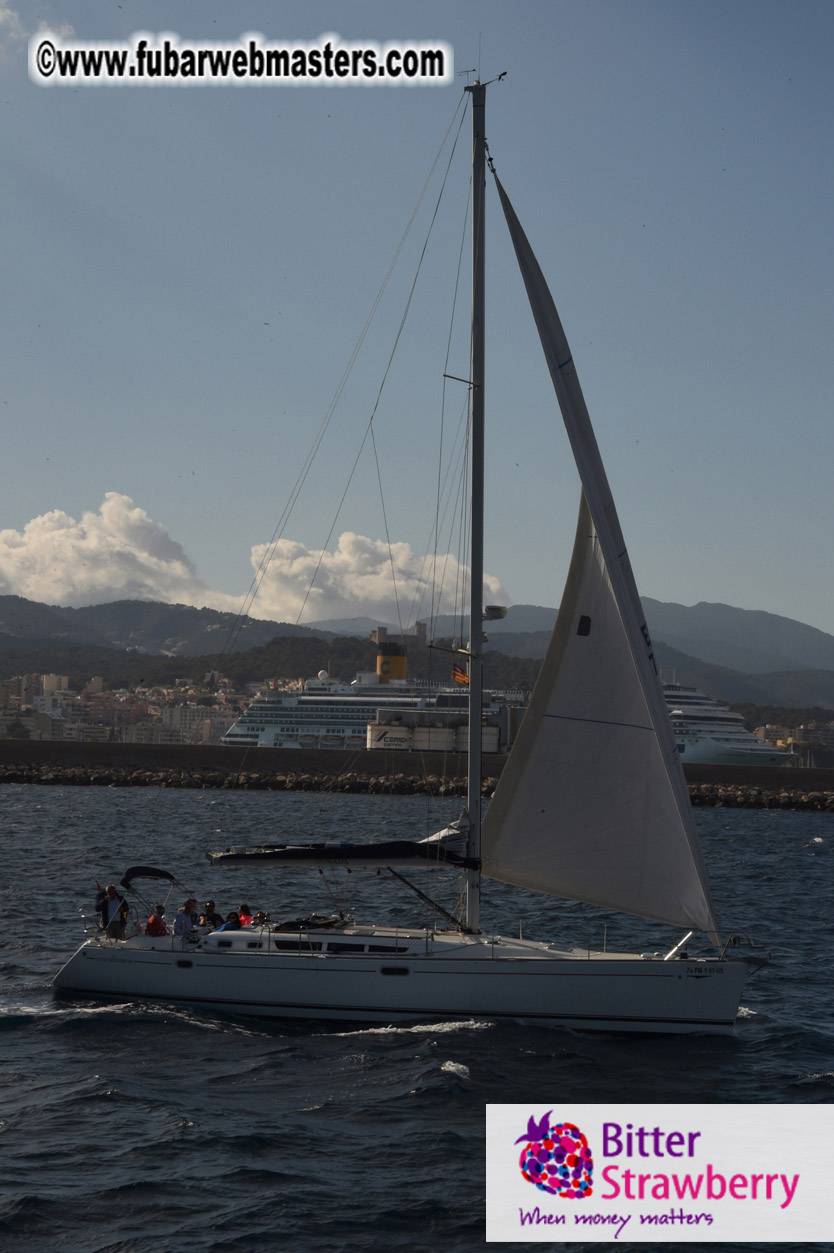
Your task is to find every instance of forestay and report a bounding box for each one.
[481,176,720,944]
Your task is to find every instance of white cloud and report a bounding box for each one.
[0,495,508,625]
[0,3,74,54]
[250,530,508,625]
[0,2,24,45]
[0,493,227,610]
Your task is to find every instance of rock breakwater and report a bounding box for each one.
[2,762,834,810]
[0,763,473,796]
[688,783,834,811]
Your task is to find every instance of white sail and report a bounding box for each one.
[483,177,720,943]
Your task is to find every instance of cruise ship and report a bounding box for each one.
[222,640,521,754]
[223,640,786,766]
[663,684,792,767]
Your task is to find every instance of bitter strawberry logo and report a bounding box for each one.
[515,1112,594,1198]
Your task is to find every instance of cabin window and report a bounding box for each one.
[380,966,410,976]
[216,940,233,948]
[326,942,367,953]
[368,944,409,953]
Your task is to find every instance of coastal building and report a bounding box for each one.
[42,674,69,695]
[792,722,834,747]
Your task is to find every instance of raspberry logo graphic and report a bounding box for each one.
[515,1112,594,1198]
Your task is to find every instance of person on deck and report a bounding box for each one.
[96,884,128,939]
[173,899,198,937]
[238,904,253,927]
[215,912,242,932]
[203,900,224,928]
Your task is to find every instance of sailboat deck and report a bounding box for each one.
[90,927,655,964]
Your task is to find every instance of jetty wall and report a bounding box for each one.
[1,740,833,810]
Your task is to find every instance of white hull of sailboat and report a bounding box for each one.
[54,930,750,1034]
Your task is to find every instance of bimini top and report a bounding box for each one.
[119,865,181,891]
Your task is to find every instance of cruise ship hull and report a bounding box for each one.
[54,929,750,1035]
[674,737,792,767]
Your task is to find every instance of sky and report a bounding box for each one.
[2,0,833,637]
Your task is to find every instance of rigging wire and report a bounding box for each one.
[216,93,470,661]
[454,421,472,649]
[406,412,467,638]
[403,172,473,645]
[296,99,471,635]
[406,398,471,644]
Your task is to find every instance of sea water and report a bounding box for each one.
[0,784,831,1253]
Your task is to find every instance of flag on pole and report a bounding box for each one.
[452,662,469,686]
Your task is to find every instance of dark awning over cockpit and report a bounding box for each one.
[119,865,179,891]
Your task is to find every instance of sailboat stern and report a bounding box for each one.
[489,948,753,1034]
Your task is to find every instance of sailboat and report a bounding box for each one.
[55,84,761,1033]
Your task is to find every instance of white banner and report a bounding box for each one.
[486,1104,833,1242]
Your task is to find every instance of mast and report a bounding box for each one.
[464,81,486,933]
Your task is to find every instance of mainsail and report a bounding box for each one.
[483,176,720,944]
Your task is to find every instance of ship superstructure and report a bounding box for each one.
[222,639,522,753]
[664,683,791,766]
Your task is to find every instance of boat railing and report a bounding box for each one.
[78,909,99,937]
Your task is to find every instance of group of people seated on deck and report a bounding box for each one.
[95,886,268,940]
[150,899,270,938]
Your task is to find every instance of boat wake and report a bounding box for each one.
[328,1018,493,1039]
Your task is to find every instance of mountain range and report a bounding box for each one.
[308,601,834,674]
[1,593,834,710]
[0,595,329,656]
